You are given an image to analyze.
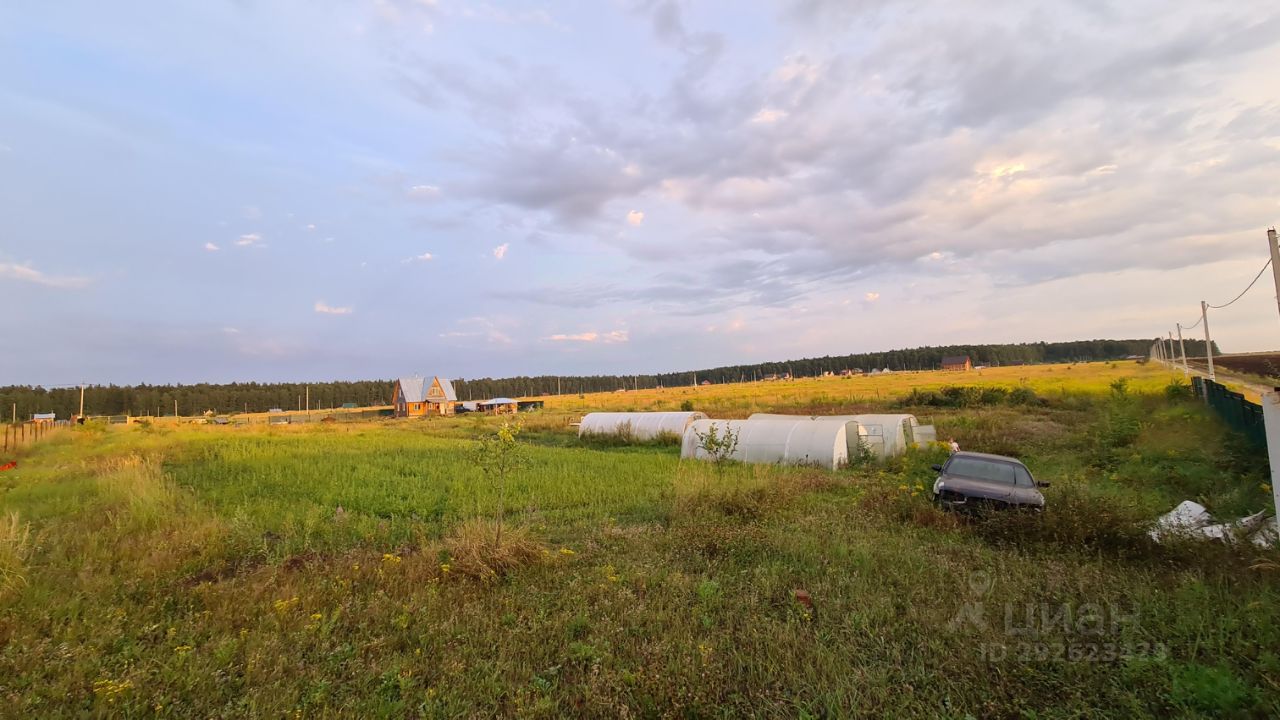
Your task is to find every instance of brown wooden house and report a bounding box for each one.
[940,355,972,372]
[393,376,458,417]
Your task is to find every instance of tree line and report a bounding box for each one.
[0,338,1215,419]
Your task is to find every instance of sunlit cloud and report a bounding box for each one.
[546,329,629,343]
[626,210,645,226]
[403,252,434,263]
[204,242,220,251]
[235,233,262,246]
[493,243,509,260]
[314,300,353,315]
[408,184,440,199]
[0,262,89,289]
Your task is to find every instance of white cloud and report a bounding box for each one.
[0,262,89,289]
[408,184,441,199]
[403,252,434,263]
[314,300,353,315]
[493,243,509,260]
[626,209,645,226]
[864,292,881,302]
[750,108,788,124]
[235,233,262,246]
[222,327,240,334]
[546,329,629,343]
[305,223,317,231]
[204,242,220,251]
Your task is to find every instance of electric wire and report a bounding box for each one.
[1207,258,1272,309]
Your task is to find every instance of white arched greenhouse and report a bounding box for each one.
[578,411,707,442]
[851,414,937,457]
[748,413,882,459]
[680,418,853,470]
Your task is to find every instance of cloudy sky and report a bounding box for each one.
[2,1,1279,384]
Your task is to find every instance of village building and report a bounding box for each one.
[393,376,458,417]
[941,355,972,372]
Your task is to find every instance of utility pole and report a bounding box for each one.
[306,386,310,417]
[1167,332,1176,369]
[1201,301,1216,382]
[1268,227,1280,324]
[174,398,179,420]
[78,384,85,419]
[1176,323,1188,375]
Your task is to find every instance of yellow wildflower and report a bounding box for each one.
[382,553,402,565]
[272,596,300,613]
[440,563,451,574]
[898,484,908,491]
[174,645,193,655]
[559,547,575,556]
[310,613,323,621]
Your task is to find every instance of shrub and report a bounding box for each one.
[680,400,695,412]
[1164,379,1193,400]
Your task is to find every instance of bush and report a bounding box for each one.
[680,400,695,412]
[901,385,1039,408]
[1164,379,1193,400]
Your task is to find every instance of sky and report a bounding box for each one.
[2,0,1279,385]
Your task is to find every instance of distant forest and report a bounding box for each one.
[1,338,1215,419]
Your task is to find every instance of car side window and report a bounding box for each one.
[1014,466,1033,487]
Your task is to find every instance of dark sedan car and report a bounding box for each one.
[931,451,1048,511]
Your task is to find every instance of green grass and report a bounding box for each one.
[0,373,1278,717]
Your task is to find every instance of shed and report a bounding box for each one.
[680,418,850,470]
[579,411,707,441]
[748,413,881,459]
[480,397,519,415]
[941,355,972,371]
[32,412,56,423]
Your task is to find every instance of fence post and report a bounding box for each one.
[1262,391,1280,536]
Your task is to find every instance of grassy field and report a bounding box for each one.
[1,362,1278,717]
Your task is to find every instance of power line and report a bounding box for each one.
[1208,258,1273,309]
[1180,316,1202,330]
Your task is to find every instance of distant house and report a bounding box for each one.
[941,355,972,372]
[700,380,712,386]
[394,376,458,417]
[32,412,55,423]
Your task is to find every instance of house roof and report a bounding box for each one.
[396,376,429,403]
[434,377,458,403]
[480,397,517,405]
[941,355,970,365]
[397,376,458,403]
[33,412,55,420]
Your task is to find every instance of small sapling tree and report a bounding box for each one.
[471,421,528,546]
[692,423,740,481]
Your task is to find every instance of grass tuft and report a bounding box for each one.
[443,518,546,582]
[0,511,32,594]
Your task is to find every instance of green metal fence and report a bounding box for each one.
[1192,377,1267,450]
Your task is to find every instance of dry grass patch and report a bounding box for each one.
[0,511,32,594]
[443,518,547,582]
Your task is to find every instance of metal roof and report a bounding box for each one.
[396,376,429,403]
[435,377,458,403]
[480,397,517,405]
[397,376,458,403]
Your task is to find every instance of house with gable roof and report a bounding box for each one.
[393,375,458,417]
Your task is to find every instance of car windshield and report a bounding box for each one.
[945,457,1018,486]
